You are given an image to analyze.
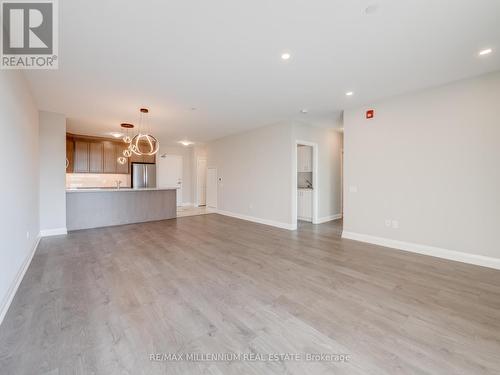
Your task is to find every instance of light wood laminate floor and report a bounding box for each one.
[1,214,500,374]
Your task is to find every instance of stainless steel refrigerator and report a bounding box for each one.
[132,163,156,188]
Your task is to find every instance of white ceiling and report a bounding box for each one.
[25,0,500,143]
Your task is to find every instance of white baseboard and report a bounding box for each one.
[342,231,500,270]
[216,210,296,230]
[40,227,67,237]
[179,202,194,207]
[314,214,342,224]
[0,235,41,326]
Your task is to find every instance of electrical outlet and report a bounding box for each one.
[26,231,30,239]
[392,220,399,229]
[249,203,253,210]
[385,219,391,227]
[349,185,358,193]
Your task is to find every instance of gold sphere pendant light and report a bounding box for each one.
[118,123,135,163]
[121,123,134,144]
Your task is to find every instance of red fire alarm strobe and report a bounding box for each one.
[366,109,374,119]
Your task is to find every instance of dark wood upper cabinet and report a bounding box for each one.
[67,133,140,174]
[73,141,89,173]
[103,141,117,173]
[89,142,104,173]
[143,153,156,164]
[66,138,74,173]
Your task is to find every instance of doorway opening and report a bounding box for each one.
[293,141,318,229]
[157,154,183,206]
[196,158,207,207]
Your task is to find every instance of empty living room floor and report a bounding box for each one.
[1,215,499,374]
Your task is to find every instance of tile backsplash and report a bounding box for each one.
[66,173,131,188]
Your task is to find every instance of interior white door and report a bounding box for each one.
[197,158,207,206]
[297,190,303,218]
[297,146,304,172]
[157,154,183,206]
[303,190,313,220]
[206,168,217,209]
[297,189,312,222]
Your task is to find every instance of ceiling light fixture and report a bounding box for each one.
[300,109,308,114]
[110,132,123,138]
[120,123,134,144]
[346,91,354,96]
[478,48,493,56]
[131,108,160,156]
[281,52,291,60]
[179,140,193,146]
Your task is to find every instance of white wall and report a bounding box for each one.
[206,122,294,228]
[39,111,67,235]
[343,71,500,267]
[205,121,343,229]
[293,123,343,223]
[0,71,39,323]
[192,145,207,206]
[156,143,193,205]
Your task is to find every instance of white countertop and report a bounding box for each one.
[66,187,179,193]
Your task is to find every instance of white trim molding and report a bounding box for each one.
[314,214,342,224]
[292,140,319,228]
[216,210,296,231]
[342,231,500,270]
[0,235,41,326]
[40,227,67,237]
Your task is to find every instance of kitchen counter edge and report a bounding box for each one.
[66,187,179,193]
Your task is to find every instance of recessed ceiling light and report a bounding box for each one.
[109,132,123,138]
[478,48,493,56]
[281,53,291,60]
[300,109,308,114]
[345,91,354,96]
[179,140,194,146]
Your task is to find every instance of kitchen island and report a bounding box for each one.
[66,187,178,231]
